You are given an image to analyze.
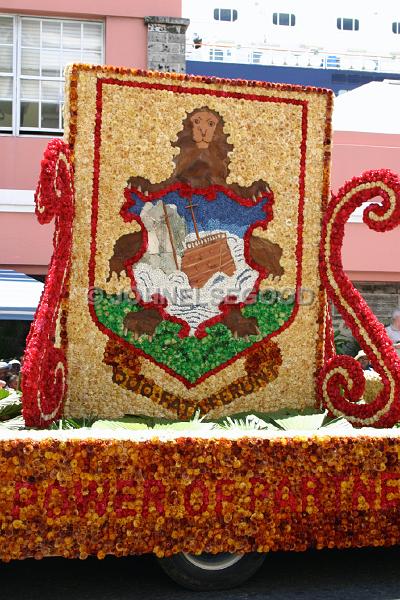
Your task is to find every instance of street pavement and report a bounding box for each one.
[2,546,400,599]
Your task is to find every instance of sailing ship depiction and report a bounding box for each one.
[182,232,235,288]
[163,196,236,288]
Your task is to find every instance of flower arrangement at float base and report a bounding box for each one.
[21,63,337,427]
[3,419,400,562]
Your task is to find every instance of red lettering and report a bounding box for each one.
[333,476,347,509]
[274,477,299,512]
[249,477,269,512]
[352,476,377,510]
[275,477,298,512]
[114,479,137,518]
[184,480,209,516]
[74,481,110,516]
[142,479,165,517]
[381,473,400,509]
[12,482,37,518]
[44,482,69,518]
[216,479,234,515]
[301,476,321,512]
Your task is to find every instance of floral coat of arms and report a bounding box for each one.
[22,65,400,427]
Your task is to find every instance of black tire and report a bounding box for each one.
[157,551,266,591]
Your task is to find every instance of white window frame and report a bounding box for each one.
[273,13,296,27]
[213,9,238,22]
[337,17,360,32]
[0,14,16,134]
[251,51,262,64]
[0,14,104,137]
[209,48,224,61]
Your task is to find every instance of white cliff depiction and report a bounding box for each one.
[139,201,188,274]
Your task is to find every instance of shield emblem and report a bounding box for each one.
[90,106,298,389]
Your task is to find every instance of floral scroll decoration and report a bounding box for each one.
[21,139,75,427]
[318,170,400,427]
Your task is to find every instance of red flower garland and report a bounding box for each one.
[318,170,400,427]
[21,139,74,427]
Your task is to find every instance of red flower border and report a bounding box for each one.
[318,170,400,427]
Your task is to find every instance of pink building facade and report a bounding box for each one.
[0,2,399,295]
[333,131,400,284]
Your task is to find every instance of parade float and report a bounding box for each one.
[1,64,400,590]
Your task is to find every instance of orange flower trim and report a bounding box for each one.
[103,339,282,419]
[1,433,400,561]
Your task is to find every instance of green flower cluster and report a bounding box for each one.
[94,289,293,382]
